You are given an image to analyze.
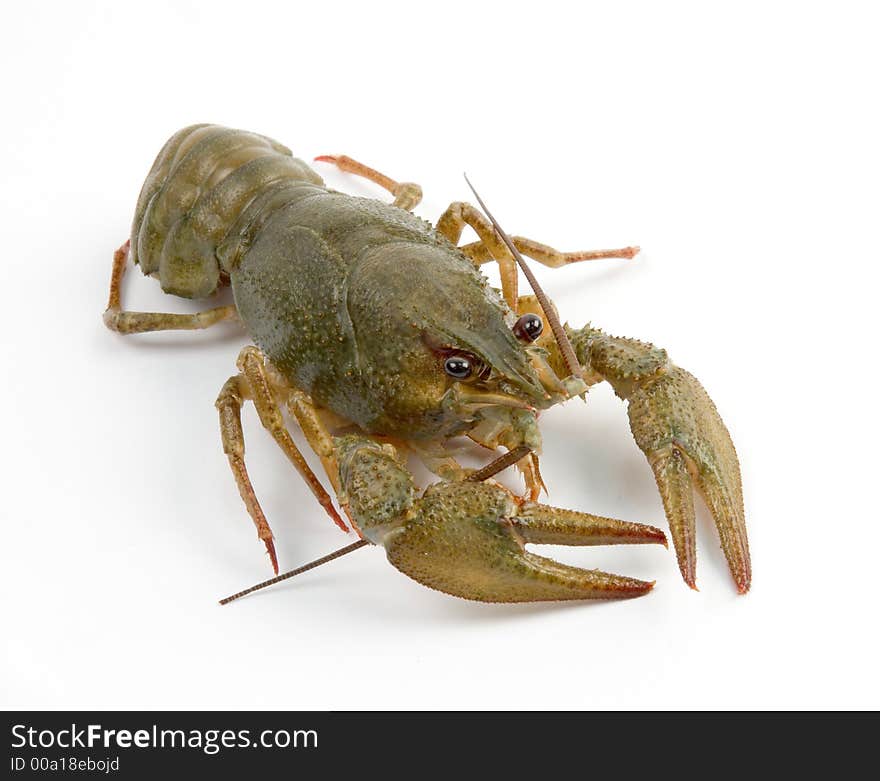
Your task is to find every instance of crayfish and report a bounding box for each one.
[104,125,748,603]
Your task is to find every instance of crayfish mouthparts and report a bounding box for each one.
[448,385,536,411]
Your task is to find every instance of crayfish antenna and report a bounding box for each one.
[219,539,370,605]
[467,444,532,483]
[463,175,583,381]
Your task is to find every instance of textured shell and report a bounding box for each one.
[129,124,322,298]
[230,189,540,437]
[129,124,543,440]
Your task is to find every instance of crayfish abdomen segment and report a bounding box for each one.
[130,124,323,299]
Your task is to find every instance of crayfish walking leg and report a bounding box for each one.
[314,155,637,311]
[435,201,638,308]
[216,347,348,573]
[313,154,422,210]
[103,241,238,334]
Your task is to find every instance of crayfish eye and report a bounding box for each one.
[513,313,544,342]
[444,354,474,380]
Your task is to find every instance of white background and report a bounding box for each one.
[2,1,877,710]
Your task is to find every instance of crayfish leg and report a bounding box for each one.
[216,348,350,573]
[314,154,422,211]
[216,376,279,574]
[103,240,238,334]
[436,200,637,311]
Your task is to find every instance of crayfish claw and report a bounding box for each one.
[650,448,698,589]
[337,433,665,603]
[514,501,667,548]
[628,367,750,593]
[691,449,750,594]
[382,482,663,603]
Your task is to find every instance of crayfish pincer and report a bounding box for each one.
[104,124,749,603]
